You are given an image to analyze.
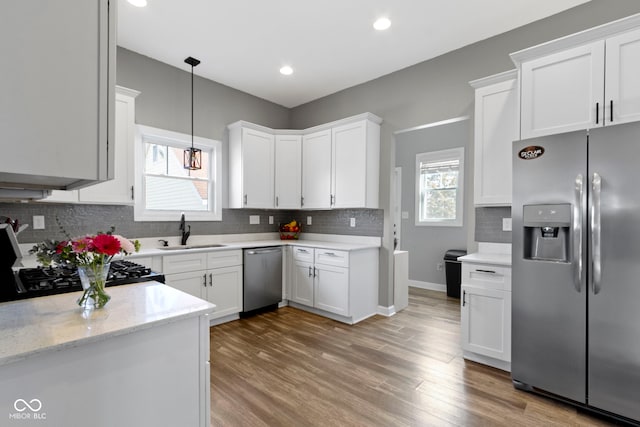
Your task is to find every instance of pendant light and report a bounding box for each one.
[184,56,202,170]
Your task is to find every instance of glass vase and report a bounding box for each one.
[77,262,111,309]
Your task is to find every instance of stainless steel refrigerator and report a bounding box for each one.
[512,120,640,424]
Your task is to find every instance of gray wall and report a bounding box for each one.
[289,0,640,307]
[395,118,470,284]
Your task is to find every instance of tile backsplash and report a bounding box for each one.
[475,206,512,244]
[0,203,383,244]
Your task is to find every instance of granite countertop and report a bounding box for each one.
[0,281,215,367]
[135,238,381,257]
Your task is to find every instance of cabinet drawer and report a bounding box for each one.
[292,246,314,262]
[315,249,349,268]
[207,250,242,269]
[162,253,207,275]
[462,263,511,291]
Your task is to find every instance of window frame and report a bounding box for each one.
[134,124,222,222]
[414,147,464,227]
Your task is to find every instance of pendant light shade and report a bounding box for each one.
[184,56,201,170]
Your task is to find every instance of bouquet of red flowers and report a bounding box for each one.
[30,228,140,309]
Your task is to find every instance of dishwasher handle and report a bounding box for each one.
[245,247,282,255]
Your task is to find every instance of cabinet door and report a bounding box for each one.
[291,261,314,306]
[207,265,243,319]
[242,128,274,208]
[332,121,367,208]
[520,41,605,138]
[605,28,640,125]
[314,264,349,316]
[461,285,511,361]
[164,271,207,299]
[79,88,137,204]
[274,134,302,209]
[0,0,113,185]
[473,78,518,205]
[302,130,332,209]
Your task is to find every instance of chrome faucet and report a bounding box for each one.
[179,213,190,245]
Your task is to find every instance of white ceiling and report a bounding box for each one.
[117,0,590,108]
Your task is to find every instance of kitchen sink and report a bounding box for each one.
[159,244,227,250]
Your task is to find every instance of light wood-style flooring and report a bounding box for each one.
[210,288,620,426]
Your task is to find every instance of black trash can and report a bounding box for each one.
[444,249,467,298]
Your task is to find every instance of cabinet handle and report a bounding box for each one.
[203,274,207,287]
[314,267,318,278]
[462,290,466,307]
[330,194,335,206]
[301,196,304,207]
[475,269,496,274]
[610,100,614,122]
[324,252,337,257]
[131,185,134,200]
[308,266,312,277]
[596,102,599,124]
[209,273,213,287]
[298,249,309,253]
[276,196,279,207]
[244,194,248,205]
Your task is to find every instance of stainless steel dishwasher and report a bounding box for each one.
[242,247,283,315]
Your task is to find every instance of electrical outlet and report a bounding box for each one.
[436,262,443,271]
[401,211,409,219]
[307,216,312,226]
[350,218,356,227]
[268,216,274,225]
[33,215,45,230]
[249,215,260,225]
[503,218,512,232]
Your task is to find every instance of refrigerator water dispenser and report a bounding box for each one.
[523,204,571,262]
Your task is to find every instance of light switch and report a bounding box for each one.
[503,218,512,232]
[249,215,260,225]
[307,216,312,226]
[350,218,356,227]
[33,215,45,230]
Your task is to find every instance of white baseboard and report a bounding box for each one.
[409,280,446,292]
[377,305,396,317]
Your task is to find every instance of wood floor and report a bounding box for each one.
[210,288,620,426]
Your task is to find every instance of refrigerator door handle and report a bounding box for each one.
[591,172,602,294]
[573,174,584,292]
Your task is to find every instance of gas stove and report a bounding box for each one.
[1,260,165,302]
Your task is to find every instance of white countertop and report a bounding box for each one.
[458,252,512,266]
[0,281,215,367]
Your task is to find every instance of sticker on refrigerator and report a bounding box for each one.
[518,146,545,160]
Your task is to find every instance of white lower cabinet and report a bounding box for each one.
[163,250,243,322]
[460,262,512,371]
[289,246,378,324]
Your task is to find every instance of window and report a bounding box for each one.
[134,125,222,221]
[415,147,464,226]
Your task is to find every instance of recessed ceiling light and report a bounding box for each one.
[280,66,294,76]
[373,17,391,31]
[127,0,147,7]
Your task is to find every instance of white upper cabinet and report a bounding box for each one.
[274,135,302,209]
[512,15,640,139]
[470,71,518,206]
[301,130,333,209]
[605,27,640,125]
[230,112,381,211]
[331,120,380,209]
[40,86,139,205]
[79,88,140,204]
[0,0,115,190]
[228,125,275,209]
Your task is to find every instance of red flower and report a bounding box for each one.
[92,234,121,256]
[55,241,68,254]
